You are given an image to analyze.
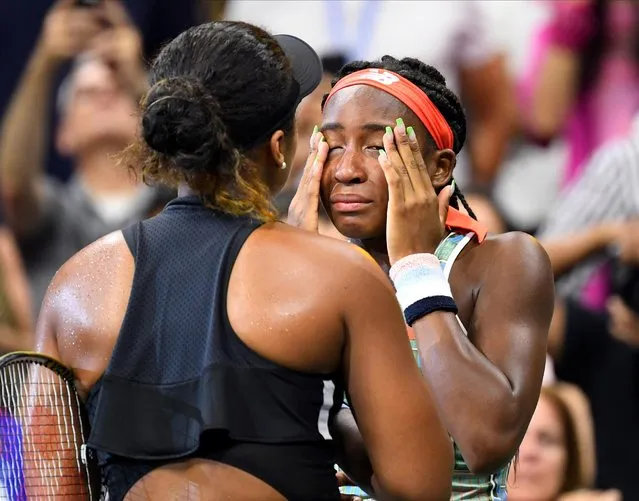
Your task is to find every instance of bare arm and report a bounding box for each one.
[0,228,33,352]
[0,46,59,235]
[460,56,518,186]
[541,223,616,277]
[529,47,580,141]
[525,1,594,141]
[341,251,453,501]
[413,234,554,473]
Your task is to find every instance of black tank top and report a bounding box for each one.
[86,196,344,461]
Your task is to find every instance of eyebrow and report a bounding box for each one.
[320,122,389,133]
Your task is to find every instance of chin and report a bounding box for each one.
[330,215,383,241]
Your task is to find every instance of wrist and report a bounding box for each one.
[594,222,619,250]
[32,43,64,75]
[390,253,458,326]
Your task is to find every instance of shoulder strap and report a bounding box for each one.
[121,223,140,258]
[434,231,474,279]
[434,231,475,336]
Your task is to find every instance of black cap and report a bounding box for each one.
[239,34,322,149]
[274,34,323,102]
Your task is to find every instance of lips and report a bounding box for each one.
[330,194,372,212]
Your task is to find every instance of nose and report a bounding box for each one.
[333,150,368,185]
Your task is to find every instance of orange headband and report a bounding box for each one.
[324,69,455,151]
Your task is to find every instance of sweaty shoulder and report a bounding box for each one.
[244,223,394,293]
[264,225,388,283]
[479,231,551,272]
[39,231,134,373]
[47,230,132,294]
[470,231,554,318]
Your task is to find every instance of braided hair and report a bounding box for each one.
[322,55,477,220]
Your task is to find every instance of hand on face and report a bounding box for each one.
[378,118,453,265]
[286,127,329,232]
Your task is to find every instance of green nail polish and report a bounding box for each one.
[320,136,325,142]
[385,126,393,135]
[406,126,416,141]
[313,125,318,134]
[396,118,405,127]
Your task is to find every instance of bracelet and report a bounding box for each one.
[389,254,458,326]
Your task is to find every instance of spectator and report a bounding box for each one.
[521,0,639,188]
[545,291,639,499]
[0,0,171,316]
[538,116,639,310]
[508,384,621,501]
[224,0,517,188]
[0,0,204,182]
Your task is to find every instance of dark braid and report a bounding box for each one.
[322,55,478,220]
[450,183,477,220]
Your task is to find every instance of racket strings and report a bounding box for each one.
[0,362,90,499]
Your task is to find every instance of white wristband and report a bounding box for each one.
[389,253,453,312]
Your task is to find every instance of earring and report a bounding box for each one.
[280,161,287,170]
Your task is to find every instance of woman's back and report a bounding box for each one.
[38,197,363,499]
[36,195,453,500]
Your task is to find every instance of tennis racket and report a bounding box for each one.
[0,351,101,500]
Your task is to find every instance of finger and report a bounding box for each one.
[68,12,103,39]
[393,118,426,196]
[406,125,437,197]
[101,0,133,26]
[335,471,353,487]
[607,296,632,323]
[297,126,321,188]
[310,136,329,190]
[438,183,454,227]
[54,0,78,10]
[383,126,411,201]
[378,148,404,204]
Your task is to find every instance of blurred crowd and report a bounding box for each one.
[0,1,637,500]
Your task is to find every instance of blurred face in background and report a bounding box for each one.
[56,57,138,159]
[508,394,568,501]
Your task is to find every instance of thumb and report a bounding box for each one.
[438,182,454,226]
[53,0,77,10]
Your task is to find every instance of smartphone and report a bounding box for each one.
[76,0,101,7]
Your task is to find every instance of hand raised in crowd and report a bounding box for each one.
[377,119,453,265]
[287,126,329,232]
[606,296,639,348]
[37,0,104,65]
[87,0,147,99]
